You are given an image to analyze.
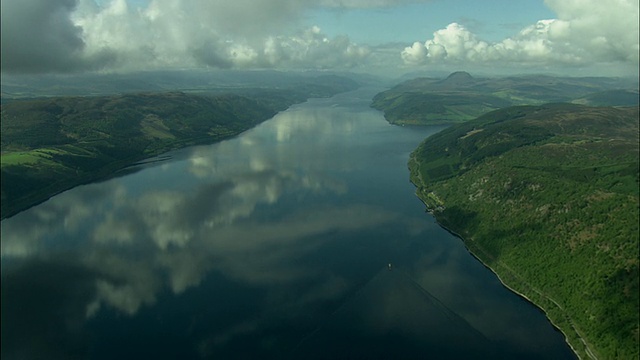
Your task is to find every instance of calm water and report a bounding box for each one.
[1,88,576,359]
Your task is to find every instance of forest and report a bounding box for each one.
[407,103,639,359]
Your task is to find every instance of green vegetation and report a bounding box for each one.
[409,103,639,359]
[1,77,359,219]
[372,72,639,125]
[572,89,640,107]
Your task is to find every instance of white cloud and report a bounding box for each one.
[2,0,636,78]
[0,0,114,72]
[401,41,428,64]
[0,0,378,73]
[260,27,371,69]
[74,0,372,71]
[402,0,639,69]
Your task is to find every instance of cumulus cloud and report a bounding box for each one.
[0,0,113,72]
[0,0,379,73]
[402,0,639,68]
[258,26,371,69]
[402,21,561,64]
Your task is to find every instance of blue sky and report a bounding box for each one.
[109,0,558,44]
[308,1,557,45]
[1,0,638,76]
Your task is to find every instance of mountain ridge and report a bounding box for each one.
[371,72,639,125]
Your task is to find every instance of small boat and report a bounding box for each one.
[388,263,392,271]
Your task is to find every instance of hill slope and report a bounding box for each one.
[409,104,639,359]
[372,73,639,125]
[1,78,359,219]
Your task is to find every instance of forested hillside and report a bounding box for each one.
[1,77,359,219]
[409,103,639,359]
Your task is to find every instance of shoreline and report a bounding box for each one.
[0,88,338,221]
[1,127,260,221]
[1,86,361,221]
[1,118,271,221]
[410,182,589,360]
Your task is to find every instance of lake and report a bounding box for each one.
[1,88,576,359]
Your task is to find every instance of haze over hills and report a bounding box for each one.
[408,103,639,359]
[0,70,374,101]
[371,72,639,125]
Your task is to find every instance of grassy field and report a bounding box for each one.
[2,151,57,166]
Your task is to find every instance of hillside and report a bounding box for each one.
[573,89,640,107]
[409,104,639,359]
[371,72,639,125]
[1,78,359,219]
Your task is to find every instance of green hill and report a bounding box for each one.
[1,78,359,219]
[372,73,639,125]
[409,103,639,359]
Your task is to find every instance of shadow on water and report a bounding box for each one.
[1,260,99,360]
[292,265,502,359]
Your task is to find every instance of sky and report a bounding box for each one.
[1,0,638,77]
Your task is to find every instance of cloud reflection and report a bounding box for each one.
[0,90,573,358]
[0,184,116,257]
[2,158,406,358]
[2,94,393,322]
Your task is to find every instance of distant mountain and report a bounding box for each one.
[409,103,639,360]
[371,72,639,125]
[438,71,475,89]
[0,70,362,101]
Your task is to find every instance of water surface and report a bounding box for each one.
[1,89,576,359]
